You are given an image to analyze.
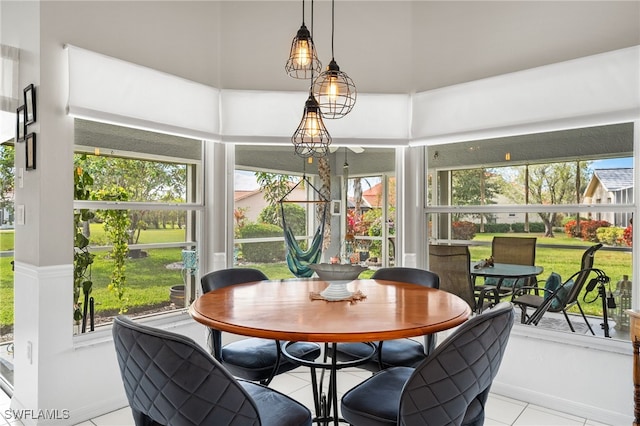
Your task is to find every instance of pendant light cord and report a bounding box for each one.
[331,0,335,60]
[311,0,315,81]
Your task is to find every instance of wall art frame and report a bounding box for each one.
[24,83,36,125]
[16,105,26,142]
[25,132,36,170]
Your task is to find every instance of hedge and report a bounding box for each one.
[238,223,286,263]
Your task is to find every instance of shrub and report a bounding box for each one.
[452,221,476,240]
[623,225,633,246]
[564,220,580,238]
[596,227,624,246]
[259,203,306,235]
[482,223,511,233]
[238,223,286,263]
[527,222,546,233]
[581,220,611,242]
[509,223,524,233]
[565,219,611,242]
[365,210,383,257]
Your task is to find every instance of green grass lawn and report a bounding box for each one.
[0,229,633,330]
[0,230,14,251]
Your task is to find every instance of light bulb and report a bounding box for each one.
[295,39,311,67]
[327,75,339,101]
[305,111,321,137]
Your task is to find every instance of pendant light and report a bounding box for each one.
[285,0,322,79]
[312,0,356,119]
[291,0,330,158]
[291,92,332,158]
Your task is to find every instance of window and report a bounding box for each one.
[73,119,203,333]
[427,123,635,340]
[233,145,397,277]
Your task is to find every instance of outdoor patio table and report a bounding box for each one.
[471,262,544,309]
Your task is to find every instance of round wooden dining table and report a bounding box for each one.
[189,277,471,425]
[189,278,471,343]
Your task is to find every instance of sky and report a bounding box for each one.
[235,157,634,191]
[235,170,260,191]
[591,157,633,169]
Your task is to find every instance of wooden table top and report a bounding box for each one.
[189,278,471,343]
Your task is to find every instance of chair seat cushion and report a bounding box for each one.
[223,338,320,381]
[341,366,413,425]
[336,339,426,370]
[542,272,574,310]
[240,381,312,426]
[377,339,427,368]
[341,360,489,426]
[512,293,543,309]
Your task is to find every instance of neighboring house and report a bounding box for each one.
[361,181,396,209]
[234,185,307,224]
[347,196,372,211]
[583,168,634,227]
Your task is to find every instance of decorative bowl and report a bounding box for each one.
[309,263,368,282]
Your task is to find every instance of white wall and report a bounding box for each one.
[494,326,633,425]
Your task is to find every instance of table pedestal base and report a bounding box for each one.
[282,341,377,425]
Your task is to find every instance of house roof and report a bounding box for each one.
[362,183,388,208]
[592,168,634,192]
[234,189,261,202]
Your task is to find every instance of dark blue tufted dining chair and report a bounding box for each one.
[341,302,515,426]
[112,315,312,426]
[201,268,321,385]
[332,267,440,371]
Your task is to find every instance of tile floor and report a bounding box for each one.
[0,365,613,426]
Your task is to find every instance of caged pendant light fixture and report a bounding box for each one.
[285,0,322,79]
[312,0,356,119]
[291,91,332,158]
[291,0,331,158]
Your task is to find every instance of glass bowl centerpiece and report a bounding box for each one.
[309,263,368,300]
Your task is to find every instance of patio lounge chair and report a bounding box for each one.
[511,243,605,334]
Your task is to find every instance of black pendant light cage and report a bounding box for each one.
[313,59,356,119]
[312,0,357,119]
[292,93,332,158]
[285,0,322,79]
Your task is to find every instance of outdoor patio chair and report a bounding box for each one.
[511,243,604,334]
[428,244,482,312]
[340,302,515,426]
[200,268,321,385]
[332,267,439,371]
[475,236,537,303]
[112,316,312,426]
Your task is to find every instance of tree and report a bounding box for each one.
[74,155,186,243]
[0,146,15,224]
[451,168,500,223]
[505,162,591,237]
[255,172,296,225]
[259,203,306,235]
